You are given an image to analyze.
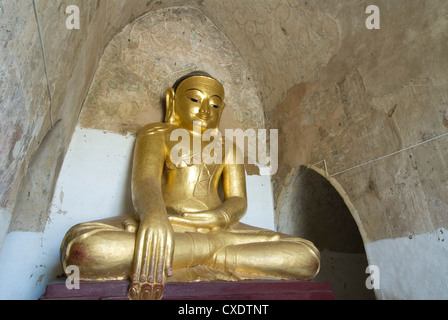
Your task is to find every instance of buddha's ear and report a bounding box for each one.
[218,102,226,119]
[165,88,176,124]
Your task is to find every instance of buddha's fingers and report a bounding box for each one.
[140,283,153,300]
[128,282,164,300]
[152,284,164,300]
[168,211,223,229]
[165,233,174,277]
[131,227,148,282]
[156,230,171,283]
[128,282,141,300]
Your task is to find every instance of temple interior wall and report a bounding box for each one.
[0,0,447,299]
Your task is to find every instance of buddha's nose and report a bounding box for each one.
[199,98,211,116]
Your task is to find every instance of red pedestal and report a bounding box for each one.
[40,279,335,300]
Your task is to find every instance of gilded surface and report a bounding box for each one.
[61,73,320,300]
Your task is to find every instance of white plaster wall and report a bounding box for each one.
[0,126,275,300]
[365,228,448,300]
[0,232,48,299]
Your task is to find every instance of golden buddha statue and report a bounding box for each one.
[60,71,320,300]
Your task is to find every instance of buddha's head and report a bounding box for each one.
[165,71,225,131]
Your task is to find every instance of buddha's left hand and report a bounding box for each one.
[168,209,230,231]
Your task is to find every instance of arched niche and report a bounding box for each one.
[276,165,375,300]
[78,6,264,137]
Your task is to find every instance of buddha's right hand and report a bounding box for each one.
[128,215,174,300]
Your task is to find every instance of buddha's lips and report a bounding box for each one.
[197,114,211,121]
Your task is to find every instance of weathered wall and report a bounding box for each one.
[0,0,106,242]
[1,0,447,299]
[270,0,448,242]
[1,0,51,240]
[267,0,448,299]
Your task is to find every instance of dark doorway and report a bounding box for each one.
[276,166,376,300]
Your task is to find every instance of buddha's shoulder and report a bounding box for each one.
[137,123,176,138]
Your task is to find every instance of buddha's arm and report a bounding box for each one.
[220,141,248,225]
[129,125,174,300]
[132,127,167,220]
[218,162,248,225]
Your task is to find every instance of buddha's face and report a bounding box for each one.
[173,76,225,132]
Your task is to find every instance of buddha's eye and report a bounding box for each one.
[188,97,200,103]
[212,104,219,109]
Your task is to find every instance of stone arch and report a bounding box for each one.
[305,165,368,246]
[276,165,375,300]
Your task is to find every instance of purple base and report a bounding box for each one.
[40,279,335,300]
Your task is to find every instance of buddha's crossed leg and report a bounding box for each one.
[61,215,320,299]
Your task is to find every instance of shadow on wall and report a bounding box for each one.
[277,166,375,300]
